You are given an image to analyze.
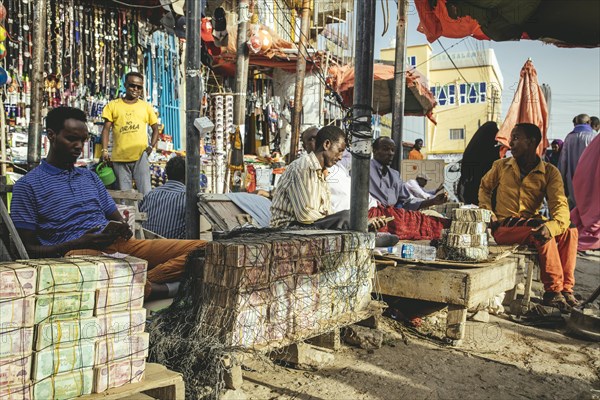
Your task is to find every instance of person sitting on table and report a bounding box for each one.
[10,107,206,301]
[479,123,579,310]
[368,137,450,240]
[405,173,444,200]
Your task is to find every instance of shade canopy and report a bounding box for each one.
[415,0,599,48]
[329,64,437,122]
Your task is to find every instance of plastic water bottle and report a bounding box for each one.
[401,243,414,259]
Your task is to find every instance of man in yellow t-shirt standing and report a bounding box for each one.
[101,72,159,196]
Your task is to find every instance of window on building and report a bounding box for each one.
[468,83,478,103]
[479,82,487,102]
[407,56,417,68]
[449,128,465,140]
[459,84,467,104]
[448,84,456,105]
[438,86,447,106]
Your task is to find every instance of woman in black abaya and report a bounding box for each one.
[457,121,500,205]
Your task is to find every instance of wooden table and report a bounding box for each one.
[376,254,520,343]
[79,363,184,400]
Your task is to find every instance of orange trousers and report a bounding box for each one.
[493,226,578,293]
[67,238,207,298]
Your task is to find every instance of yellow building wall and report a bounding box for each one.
[379,44,503,157]
[426,65,502,155]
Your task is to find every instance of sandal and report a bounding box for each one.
[542,291,571,313]
[561,291,580,307]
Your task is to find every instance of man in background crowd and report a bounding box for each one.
[408,138,425,160]
[140,156,186,239]
[558,113,597,207]
[405,173,444,200]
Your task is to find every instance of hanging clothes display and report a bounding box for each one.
[1,0,182,164]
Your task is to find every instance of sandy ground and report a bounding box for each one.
[239,253,600,400]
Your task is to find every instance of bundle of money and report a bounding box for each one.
[97,309,147,337]
[74,256,147,288]
[34,292,95,324]
[35,317,99,350]
[93,358,145,393]
[34,259,98,294]
[0,328,33,359]
[0,353,31,387]
[95,284,144,315]
[32,368,93,399]
[0,382,31,400]
[32,341,95,381]
[0,263,36,297]
[0,297,35,328]
[94,332,149,365]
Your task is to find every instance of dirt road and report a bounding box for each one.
[240,254,600,400]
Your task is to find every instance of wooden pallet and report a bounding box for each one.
[79,363,184,400]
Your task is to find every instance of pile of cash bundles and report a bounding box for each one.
[200,231,375,349]
[438,208,493,262]
[0,255,148,399]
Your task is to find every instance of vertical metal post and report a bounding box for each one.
[233,0,250,144]
[27,0,47,169]
[349,1,376,232]
[289,0,311,162]
[391,0,408,173]
[185,0,203,239]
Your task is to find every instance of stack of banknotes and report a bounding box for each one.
[0,255,148,399]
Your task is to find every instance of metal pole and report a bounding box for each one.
[233,0,250,144]
[391,0,408,173]
[349,1,376,232]
[290,0,311,162]
[27,0,47,169]
[1,97,6,176]
[185,0,203,239]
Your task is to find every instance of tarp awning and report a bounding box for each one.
[329,64,437,122]
[415,0,600,48]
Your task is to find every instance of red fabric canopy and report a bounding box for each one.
[414,0,599,48]
[415,0,489,43]
[496,60,549,156]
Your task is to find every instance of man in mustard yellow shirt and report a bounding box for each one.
[479,123,579,311]
[101,72,159,196]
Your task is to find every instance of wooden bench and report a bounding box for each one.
[79,363,184,400]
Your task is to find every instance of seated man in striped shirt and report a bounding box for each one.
[270,126,387,235]
[140,155,186,239]
[270,126,350,229]
[10,107,206,301]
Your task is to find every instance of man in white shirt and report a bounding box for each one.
[405,173,444,200]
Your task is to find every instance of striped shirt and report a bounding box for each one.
[139,180,186,239]
[11,160,118,246]
[270,152,331,228]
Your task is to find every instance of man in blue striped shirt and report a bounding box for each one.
[10,107,206,300]
[140,156,186,239]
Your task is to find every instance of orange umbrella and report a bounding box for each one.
[496,59,549,156]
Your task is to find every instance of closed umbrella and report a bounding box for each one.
[496,59,549,156]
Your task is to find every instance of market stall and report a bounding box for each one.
[0,0,183,168]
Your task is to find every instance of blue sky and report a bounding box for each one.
[372,1,600,141]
